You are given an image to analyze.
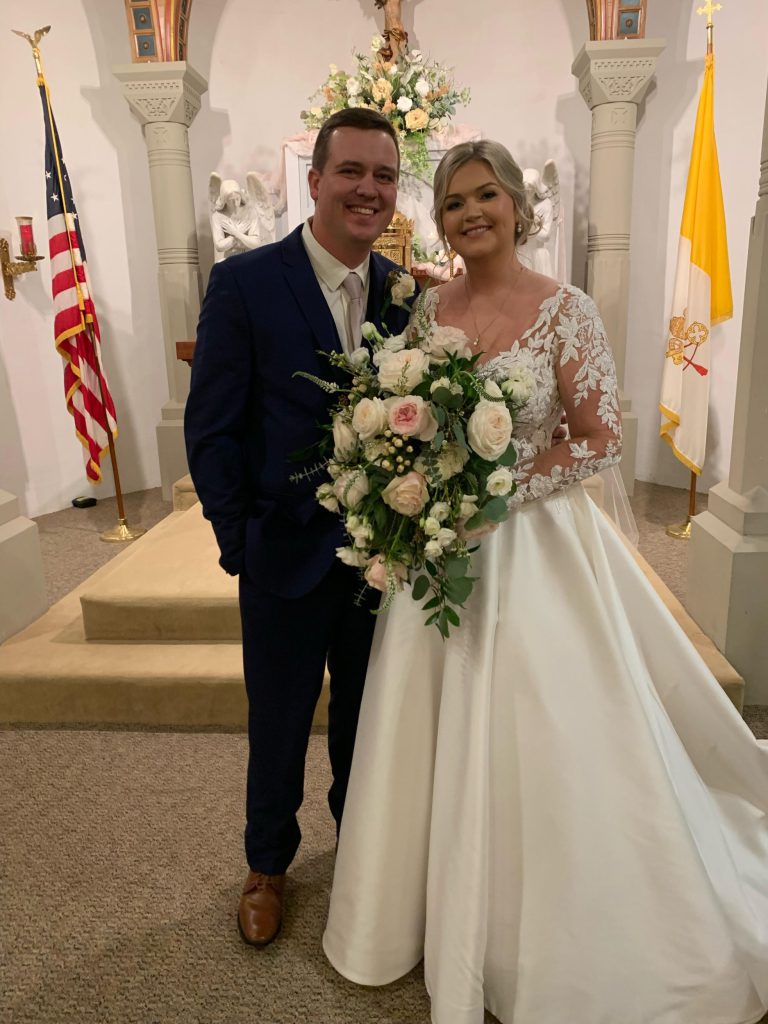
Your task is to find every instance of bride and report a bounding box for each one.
[322,140,768,1024]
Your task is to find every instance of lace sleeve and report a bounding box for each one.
[508,289,622,507]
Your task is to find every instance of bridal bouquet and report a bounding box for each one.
[298,274,531,638]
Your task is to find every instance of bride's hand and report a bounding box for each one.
[457,518,501,541]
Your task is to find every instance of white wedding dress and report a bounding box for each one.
[323,285,768,1024]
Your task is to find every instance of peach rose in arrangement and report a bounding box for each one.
[364,555,408,592]
[405,107,429,132]
[381,471,429,516]
[466,401,513,461]
[386,395,438,441]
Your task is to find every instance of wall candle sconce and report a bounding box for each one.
[1,216,44,300]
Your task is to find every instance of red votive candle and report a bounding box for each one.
[16,217,36,258]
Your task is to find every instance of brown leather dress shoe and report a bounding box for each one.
[238,871,286,946]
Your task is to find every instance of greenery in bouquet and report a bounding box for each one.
[300,36,471,181]
[295,272,533,639]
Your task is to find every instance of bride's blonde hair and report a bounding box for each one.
[432,140,538,249]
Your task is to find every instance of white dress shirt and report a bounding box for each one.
[301,220,370,357]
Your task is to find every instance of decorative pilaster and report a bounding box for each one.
[572,39,666,494]
[686,81,768,704]
[113,61,208,499]
[0,491,47,643]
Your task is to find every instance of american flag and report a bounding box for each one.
[39,81,117,482]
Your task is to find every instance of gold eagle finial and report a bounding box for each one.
[12,25,51,48]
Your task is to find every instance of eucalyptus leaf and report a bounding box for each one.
[412,575,430,601]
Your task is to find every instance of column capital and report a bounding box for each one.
[572,39,666,110]
[113,61,208,128]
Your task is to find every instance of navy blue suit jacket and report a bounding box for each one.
[184,224,413,599]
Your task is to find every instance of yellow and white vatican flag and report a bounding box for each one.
[659,52,732,475]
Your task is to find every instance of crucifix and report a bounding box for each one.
[374,0,408,63]
[696,0,723,53]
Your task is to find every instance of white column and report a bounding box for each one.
[113,62,208,500]
[686,81,768,705]
[572,39,666,495]
[0,490,47,643]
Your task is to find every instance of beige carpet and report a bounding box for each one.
[1,722,767,1024]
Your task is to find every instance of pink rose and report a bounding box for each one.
[387,395,438,441]
[381,471,429,516]
[364,555,408,592]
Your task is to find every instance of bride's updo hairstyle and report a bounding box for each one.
[432,140,538,249]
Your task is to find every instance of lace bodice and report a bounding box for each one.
[419,284,622,507]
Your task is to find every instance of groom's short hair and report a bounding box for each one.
[312,108,400,175]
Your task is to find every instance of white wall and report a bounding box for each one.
[1,0,766,516]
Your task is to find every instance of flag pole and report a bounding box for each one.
[665,0,723,541]
[16,27,145,542]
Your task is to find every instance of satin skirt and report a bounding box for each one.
[323,486,768,1024]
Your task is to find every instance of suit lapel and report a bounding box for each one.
[280,226,341,358]
[366,253,390,334]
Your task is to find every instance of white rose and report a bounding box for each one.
[410,49,423,62]
[371,333,407,366]
[467,401,513,461]
[501,367,535,403]
[414,78,430,97]
[336,546,368,568]
[423,516,441,536]
[390,273,416,307]
[347,347,370,369]
[425,325,473,364]
[482,379,503,399]
[430,376,451,394]
[370,34,384,51]
[333,468,369,509]
[486,467,514,496]
[352,397,389,441]
[316,483,340,513]
[332,416,358,460]
[460,494,479,518]
[397,95,413,112]
[430,502,450,522]
[388,65,399,77]
[377,348,430,394]
[436,527,457,548]
[346,76,361,97]
[381,471,429,516]
[424,539,443,559]
[436,442,470,482]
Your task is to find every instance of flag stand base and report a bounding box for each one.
[101,518,147,543]
[666,518,692,540]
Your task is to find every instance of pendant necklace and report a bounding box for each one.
[464,261,526,348]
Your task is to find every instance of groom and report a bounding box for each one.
[184,108,413,946]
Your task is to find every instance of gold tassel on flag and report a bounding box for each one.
[659,0,731,539]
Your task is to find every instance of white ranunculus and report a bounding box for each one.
[336,546,368,568]
[423,516,441,536]
[436,527,457,548]
[352,397,389,441]
[430,376,451,394]
[377,348,430,394]
[430,501,450,523]
[390,272,416,306]
[414,77,430,97]
[436,442,469,482]
[346,76,361,97]
[333,469,369,509]
[424,539,443,559]
[424,324,473,364]
[370,34,384,51]
[410,49,423,62]
[397,95,413,112]
[501,367,535,403]
[316,483,340,513]
[486,466,515,496]
[333,416,358,460]
[347,347,370,369]
[361,321,383,343]
[467,401,513,461]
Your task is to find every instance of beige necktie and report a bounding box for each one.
[341,272,364,353]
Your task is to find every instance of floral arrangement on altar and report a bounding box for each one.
[300,36,471,180]
[296,272,532,638]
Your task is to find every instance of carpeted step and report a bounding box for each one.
[79,505,241,642]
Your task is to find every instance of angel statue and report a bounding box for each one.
[209,173,276,262]
[516,159,567,284]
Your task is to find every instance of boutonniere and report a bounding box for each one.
[381,269,417,318]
